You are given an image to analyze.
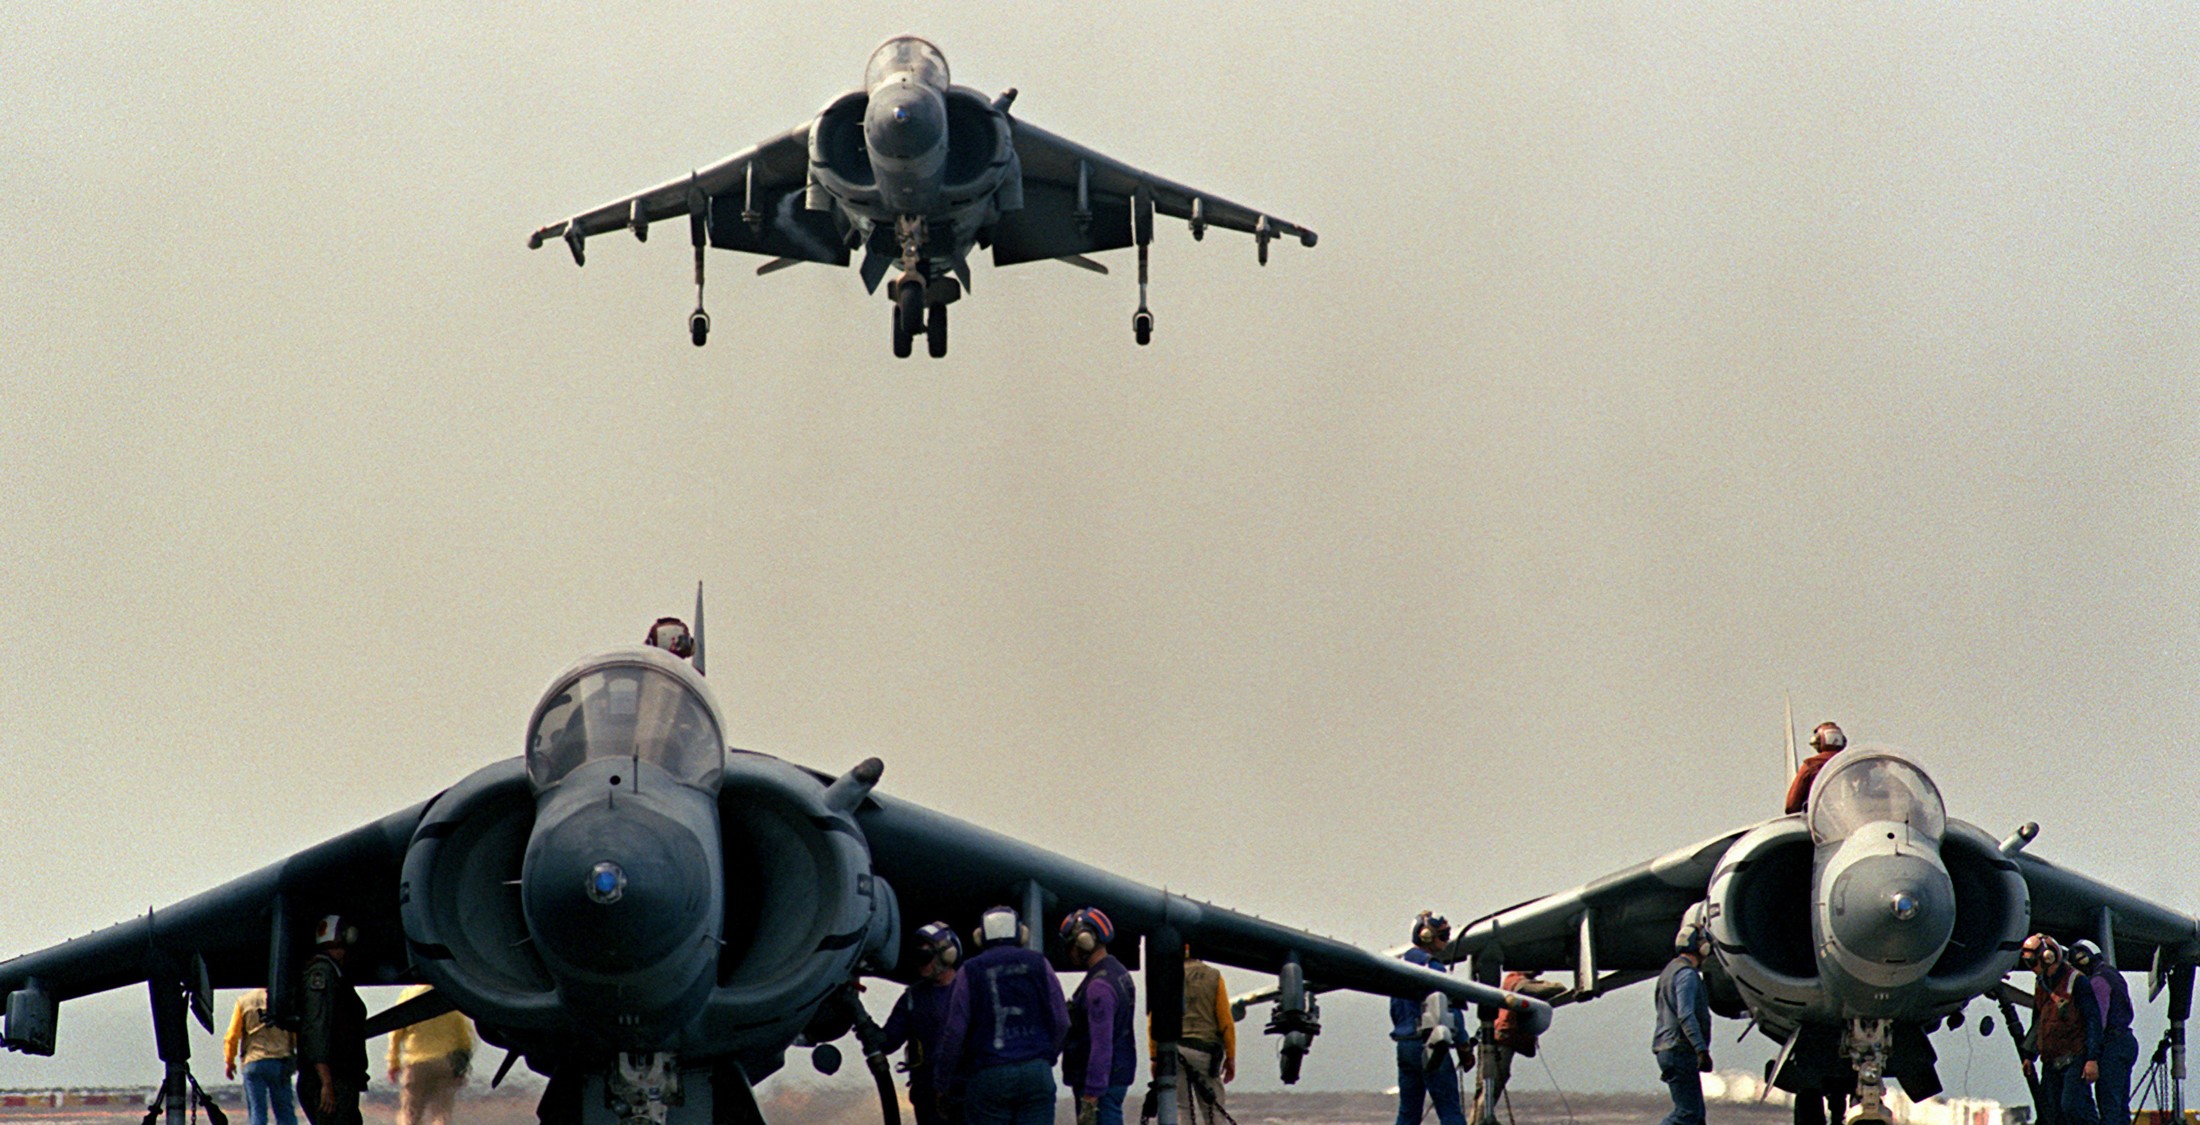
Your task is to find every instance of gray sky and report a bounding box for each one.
[3,0,2196,1108]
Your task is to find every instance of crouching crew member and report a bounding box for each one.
[881,922,965,1125]
[1393,912,1469,1125]
[1468,970,1564,1125]
[1153,945,1237,1125]
[298,915,368,1125]
[2071,940,2136,1125]
[2022,934,2104,1125]
[1061,909,1137,1125]
[936,907,1070,1125]
[1653,923,1714,1125]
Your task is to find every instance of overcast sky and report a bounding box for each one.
[3,1,2196,1110]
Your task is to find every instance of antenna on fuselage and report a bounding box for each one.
[693,580,707,678]
[1784,692,1800,779]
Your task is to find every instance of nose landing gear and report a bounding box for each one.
[889,273,959,358]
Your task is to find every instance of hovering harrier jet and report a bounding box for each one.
[0,599,1541,1125]
[527,36,1316,356]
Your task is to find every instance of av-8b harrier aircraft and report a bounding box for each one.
[527,36,1316,357]
[0,606,1545,1125]
[1441,744,2197,1123]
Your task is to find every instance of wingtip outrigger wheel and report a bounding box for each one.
[1132,308,1153,346]
[688,172,711,347]
[1133,184,1155,346]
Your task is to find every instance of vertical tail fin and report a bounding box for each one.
[693,580,707,678]
[1783,693,1799,779]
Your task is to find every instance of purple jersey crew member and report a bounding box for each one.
[935,911,1070,1125]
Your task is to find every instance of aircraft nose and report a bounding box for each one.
[523,799,711,975]
[864,85,945,161]
[1827,851,1956,967]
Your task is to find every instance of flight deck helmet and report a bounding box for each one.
[646,617,696,659]
[1811,722,1847,754]
[2020,933,2064,972]
[2069,939,2103,972]
[1412,911,1451,949]
[915,921,963,970]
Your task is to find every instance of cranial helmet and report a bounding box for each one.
[1812,722,1847,753]
[2020,933,2063,971]
[1058,907,1116,955]
[646,617,696,659]
[2068,939,2102,971]
[916,920,962,968]
[1675,922,1712,957]
[1412,911,1451,948]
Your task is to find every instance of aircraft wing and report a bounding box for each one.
[526,125,849,267]
[852,791,1551,1030]
[2016,851,2200,974]
[1445,827,1754,985]
[990,117,1317,267]
[0,801,425,1044]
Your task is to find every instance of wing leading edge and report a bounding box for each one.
[853,790,1549,1028]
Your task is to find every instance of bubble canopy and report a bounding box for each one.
[527,654,724,789]
[1808,749,1946,843]
[866,36,949,90]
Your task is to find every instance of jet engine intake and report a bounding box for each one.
[400,759,563,1031]
[1706,818,1820,1027]
[694,754,900,1056]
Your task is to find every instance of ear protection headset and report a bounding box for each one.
[916,920,963,968]
[1412,911,1450,949]
[1058,907,1115,955]
[2020,933,2064,971]
[314,914,360,948]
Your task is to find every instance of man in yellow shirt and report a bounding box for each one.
[1151,946,1238,1125]
[385,985,474,1125]
[224,988,298,1125]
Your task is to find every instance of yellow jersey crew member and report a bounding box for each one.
[387,985,475,1125]
[1150,945,1237,1125]
[224,988,298,1125]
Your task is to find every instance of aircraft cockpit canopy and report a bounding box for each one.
[866,36,949,90]
[1808,749,1946,844]
[527,659,724,790]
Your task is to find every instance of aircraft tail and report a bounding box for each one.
[1784,693,1799,779]
[693,580,707,677]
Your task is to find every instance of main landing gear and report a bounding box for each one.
[889,273,957,359]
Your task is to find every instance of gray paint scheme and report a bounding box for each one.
[1441,746,2197,1121]
[0,641,1545,1125]
[526,37,1313,353]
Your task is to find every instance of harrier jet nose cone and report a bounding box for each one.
[1890,890,1921,921]
[525,802,709,973]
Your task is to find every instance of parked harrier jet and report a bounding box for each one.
[0,611,1544,1125]
[526,36,1316,357]
[1441,745,2197,1123]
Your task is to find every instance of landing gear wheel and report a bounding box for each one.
[926,301,948,358]
[1133,309,1153,346]
[689,310,711,347]
[894,283,925,359]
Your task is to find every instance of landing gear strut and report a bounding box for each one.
[888,272,958,359]
[688,175,711,347]
[1132,184,1155,346]
[1845,1019,1894,1122]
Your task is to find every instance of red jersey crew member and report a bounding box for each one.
[1784,722,1847,814]
[2022,934,2104,1125]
